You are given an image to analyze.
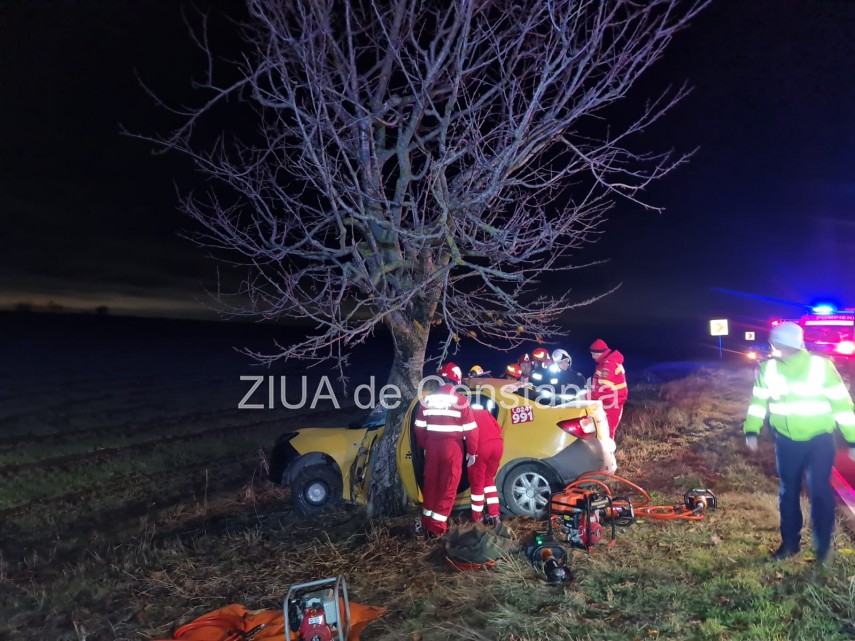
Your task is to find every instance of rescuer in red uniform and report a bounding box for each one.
[413,363,479,537]
[468,398,504,526]
[589,339,628,439]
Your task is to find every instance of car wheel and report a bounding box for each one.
[291,463,343,517]
[501,462,557,518]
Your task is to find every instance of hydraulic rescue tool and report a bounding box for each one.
[684,488,717,513]
[548,486,636,551]
[524,531,571,583]
[284,575,350,641]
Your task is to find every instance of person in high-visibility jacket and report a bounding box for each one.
[744,321,855,564]
[468,397,504,526]
[414,363,479,537]
[589,339,628,439]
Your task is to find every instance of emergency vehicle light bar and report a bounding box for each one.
[804,320,855,326]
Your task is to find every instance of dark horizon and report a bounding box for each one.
[2,0,854,330]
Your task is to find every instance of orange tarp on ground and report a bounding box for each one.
[154,601,386,641]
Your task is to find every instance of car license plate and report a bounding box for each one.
[511,406,534,424]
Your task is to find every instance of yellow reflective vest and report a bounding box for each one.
[743,350,855,442]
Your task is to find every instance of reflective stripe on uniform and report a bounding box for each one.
[835,412,855,427]
[752,386,771,400]
[768,400,832,416]
[424,423,467,432]
[462,421,477,431]
[615,364,625,375]
[430,512,448,522]
[423,409,462,418]
[484,485,497,493]
[747,404,768,418]
[414,419,427,427]
[422,508,432,517]
[470,494,485,501]
[471,504,483,512]
[825,384,850,400]
[764,360,787,399]
[486,497,500,504]
[423,394,461,408]
[765,357,827,398]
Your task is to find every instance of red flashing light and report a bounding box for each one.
[771,320,780,326]
[557,416,596,438]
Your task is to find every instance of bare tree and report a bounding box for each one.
[153,0,708,515]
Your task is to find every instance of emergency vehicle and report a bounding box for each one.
[795,305,855,361]
[753,305,855,368]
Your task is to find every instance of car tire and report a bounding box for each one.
[501,462,558,518]
[291,463,343,517]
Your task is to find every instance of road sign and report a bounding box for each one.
[745,331,755,341]
[709,319,729,337]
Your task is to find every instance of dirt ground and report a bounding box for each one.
[4,315,855,641]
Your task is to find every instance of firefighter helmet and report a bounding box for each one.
[532,347,551,365]
[518,352,531,364]
[438,362,463,384]
[505,363,522,380]
[469,365,485,378]
[552,348,571,364]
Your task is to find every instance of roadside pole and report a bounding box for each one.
[709,319,728,360]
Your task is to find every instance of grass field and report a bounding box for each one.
[3,357,855,640]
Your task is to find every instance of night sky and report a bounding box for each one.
[1,0,854,328]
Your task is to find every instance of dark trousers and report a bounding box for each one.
[774,432,836,553]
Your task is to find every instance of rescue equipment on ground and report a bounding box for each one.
[684,488,718,513]
[155,596,385,641]
[548,486,631,551]
[443,521,515,571]
[556,472,718,523]
[524,530,571,583]
[285,575,350,641]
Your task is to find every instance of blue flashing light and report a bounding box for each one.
[812,304,836,315]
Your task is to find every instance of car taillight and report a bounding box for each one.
[557,416,596,438]
[837,341,855,356]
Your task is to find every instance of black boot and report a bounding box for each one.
[770,544,799,560]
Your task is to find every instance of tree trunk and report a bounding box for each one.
[366,317,429,517]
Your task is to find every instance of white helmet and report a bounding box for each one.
[552,348,571,363]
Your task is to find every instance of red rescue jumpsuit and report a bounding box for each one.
[414,384,479,535]
[468,406,503,521]
[590,349,628,438]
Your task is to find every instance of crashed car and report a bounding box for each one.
[269,379,616,518]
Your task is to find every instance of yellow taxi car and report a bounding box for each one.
[269,378,615,518]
